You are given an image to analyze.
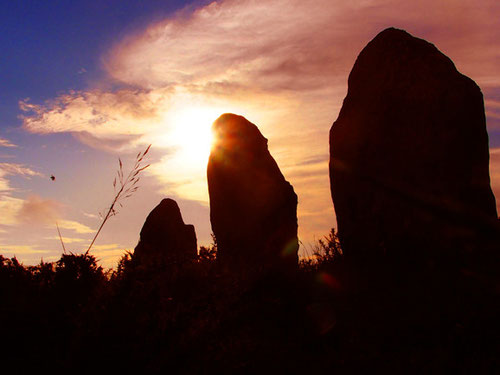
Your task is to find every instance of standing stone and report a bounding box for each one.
[207,113,299,272]
[329,27,498,263]
[134,198,197,266]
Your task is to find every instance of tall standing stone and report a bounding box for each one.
[207,113,299,272]
[329,27,498,263]
[134,198,197,266]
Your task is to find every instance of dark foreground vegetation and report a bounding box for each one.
[1,230,498,373]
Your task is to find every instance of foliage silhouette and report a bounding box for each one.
[0,226,498,373]
[198,233,218,261]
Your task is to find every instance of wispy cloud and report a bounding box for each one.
[0,163,43,192]
[57,219,94,234]
[44,236,86,244]
[0,163,42,178]
[0,137,17,148]
[83,212,99,219]
[104,0,500,92]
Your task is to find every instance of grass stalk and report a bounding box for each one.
[85,144,151,255]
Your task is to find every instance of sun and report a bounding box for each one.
[149,100,250,202]
[161,106,221,169]
[172,108,215,163]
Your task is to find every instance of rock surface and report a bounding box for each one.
[329,27,498,262]
[207,113,299,271]
[134,198,197,265]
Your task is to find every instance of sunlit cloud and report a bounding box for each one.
[0,244,48,255]
[17,0,500,245]
[0,137,17,148]
[0,243,61,264]
[19,89,171,151]
[83,212,99,219]
[0,162,42,178]
[104,0,500,93]
[490,148,500,213]
[89,243,131,269]
[0,195,24,225]
[44,236,86,244]
[105,0,354,92]
[57,219,95,234]
[0,162,43,194]
[0,179,9,192]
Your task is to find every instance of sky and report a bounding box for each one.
[1,0,499,269]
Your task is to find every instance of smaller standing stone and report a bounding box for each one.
[134,198,197,266]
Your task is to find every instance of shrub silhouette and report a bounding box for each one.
[312,228,343,265]
[0,226,498,373]
[54,253,106,304]
[198,233,218,262]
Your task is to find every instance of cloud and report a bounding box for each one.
[23,0,500,143]
[490,148,500,213]
[0,137,17,148]
[19,89,171,151]
[0,163,42,178]
[0,243,62,264]
[88,243,130,269]
[83,212,99,219]
[0,162,43,192]
[44,236,86,244]
[91,243,124,252]
[0,244,48,255]
[485,97,500,133]
[104,0,500,92]
[104,0,353,92]
[16,195,63,225]
[0,192,96,263]
[72,131,142,152]
[0,165,63,239]
[57,219,95,234]
[0,195,25,226]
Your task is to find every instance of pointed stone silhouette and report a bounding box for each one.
[329,27,498,263]
[134,198,197,265]
[207,113,299,272]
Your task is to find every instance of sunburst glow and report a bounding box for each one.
[155,105,223,170]
[169,106,218,166]
[147,104,228,203]
[147,97,264,203]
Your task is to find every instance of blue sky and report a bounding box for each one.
[0,1,196,125]
[1,0,499,268]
